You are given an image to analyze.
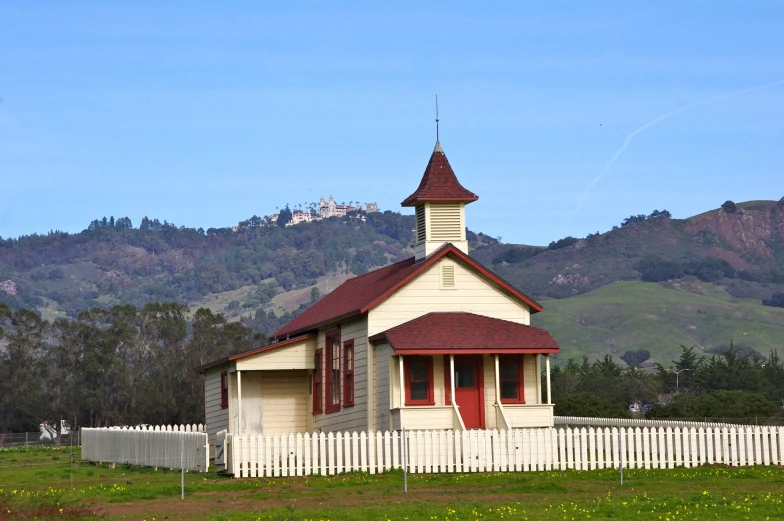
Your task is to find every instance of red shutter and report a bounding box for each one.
[220,371,229,409]
[344,340,355,406]
[313,349,323,413]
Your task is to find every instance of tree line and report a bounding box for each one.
[549,344,784,422]
[0,302,262,433]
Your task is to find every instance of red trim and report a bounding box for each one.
[313,349,323,413]
[499,355,526,404]
[343,340,355,407]
[404,356,435,406]
[384,347,559,355]
[360,245,542,314]
[220,371,228,409]
[196,334,314,373]
[271,244,544,341]
[325,331,341,414]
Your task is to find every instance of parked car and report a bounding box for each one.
[642,404,654,411]
[628,403,641,413]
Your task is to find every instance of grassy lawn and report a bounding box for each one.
[2,445,784,520]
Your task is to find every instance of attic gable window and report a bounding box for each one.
[441,264,455,289]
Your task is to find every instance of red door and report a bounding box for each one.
[453,356,484,429]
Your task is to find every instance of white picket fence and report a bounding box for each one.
[555,416,741,429]
[81,427,209,472]
[108,424,205,432]
[223,425,784,478]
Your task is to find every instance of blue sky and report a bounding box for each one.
[1,1,782,246]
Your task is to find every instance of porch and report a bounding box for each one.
[386,352,555,431]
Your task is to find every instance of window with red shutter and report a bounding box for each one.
[500,356,525,404]
[405,357,435,406]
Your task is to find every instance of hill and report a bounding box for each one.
[531,280,784,365]
[1,197,783,366]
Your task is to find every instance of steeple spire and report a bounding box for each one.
[435,94,440,143]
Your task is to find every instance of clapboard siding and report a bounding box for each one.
[205,367,229,444]
[237,337,316,371]
[374,343,391,431]
[368,258,530,337]
[524,355,539,404]
[482,355,496,429]
[260,371,309,434]
[313,317,370,433]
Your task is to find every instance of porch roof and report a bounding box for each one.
[368,312,560,355]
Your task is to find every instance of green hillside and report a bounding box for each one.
[532,280,784,366]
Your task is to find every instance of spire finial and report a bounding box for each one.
[435,94,440,142]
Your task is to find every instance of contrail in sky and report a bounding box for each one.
[574,78,784,216]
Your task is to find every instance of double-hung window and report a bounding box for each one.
[344,340,355,406]
[499,356,525,404]
[220,371,228,409]
[325,331,341,413]
[313,349,323,413]
[405,357,434,405]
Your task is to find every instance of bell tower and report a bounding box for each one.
[401,141,478,261]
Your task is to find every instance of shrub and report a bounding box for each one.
[762,292,784,308]
[722,200,737,213]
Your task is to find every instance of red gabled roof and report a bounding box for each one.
[401,142,478,206]
[195,334,314,373]
[369,312,560,355]
[271,243,542,341]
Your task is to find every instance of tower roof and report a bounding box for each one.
[401,142,478,207]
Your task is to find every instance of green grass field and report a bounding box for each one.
[3,445,784,520]
[532,281,784,366]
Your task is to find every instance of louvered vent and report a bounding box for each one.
[429,203,462,240]
[416,205,426,243]
[441,264,455,288]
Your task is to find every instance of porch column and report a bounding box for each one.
[494,354,501,404]
[236,370,243,436]
[449,355,456,404]
[398,355,405,408]
[545,354,552,405]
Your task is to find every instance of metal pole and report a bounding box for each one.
[402,427,408,493]
[181,436,185,500]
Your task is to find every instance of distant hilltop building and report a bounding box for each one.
[318,195,378,219]
[290,210,313,225]
[1,280,17,296]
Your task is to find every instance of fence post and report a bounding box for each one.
[402,427,408,493]
[181,436,185,500]
[619,425,624,486]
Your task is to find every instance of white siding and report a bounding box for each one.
[205,367,229,444]
[260,371,309,434]
[237,371,263,435]
[368,258,531,336]
[482,355,496,430]
[236,337,316,371]
[524,354,539,404]
[312,317,370,433]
